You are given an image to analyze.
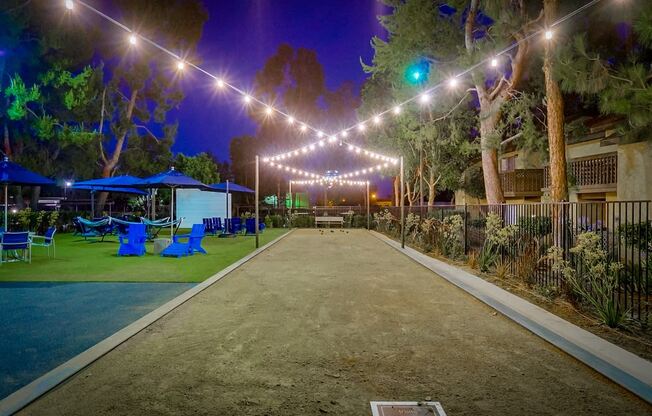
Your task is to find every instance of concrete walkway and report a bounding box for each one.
[20,230,652,415]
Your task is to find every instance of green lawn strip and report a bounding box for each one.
[0,229,287,283]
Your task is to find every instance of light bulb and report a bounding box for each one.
[216,78,225,88]
[545,30,553,40]
[300,124,307,132]
[373,115,381,124]
[287,116,295,124]
[490,58,498,68]
[341,130,348,137]
[420,93,431,104]
[177,61,185,71]
[448,77,458,88]
[129,34,138,46]
[265,106,273,115]
[357,123,366,132]
[65,0,74,10]
[393,106,401,115]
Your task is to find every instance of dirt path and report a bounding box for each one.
[21,229,651,415]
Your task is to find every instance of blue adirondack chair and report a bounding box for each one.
[213,217,223,233]
[161,224,206,257]
[118,223,147,256]
[244,218,266,235]
[1,232,31,264]
[231,217,243,234]
[31,226,57,258]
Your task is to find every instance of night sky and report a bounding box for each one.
[171,0,389,162]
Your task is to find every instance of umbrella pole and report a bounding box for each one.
[170,187,175,238]
[91,191,95,219]
[225,180,229,233]
[4,184,8,231]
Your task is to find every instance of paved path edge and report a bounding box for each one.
[370,230,652,404]
[0,231,293,416]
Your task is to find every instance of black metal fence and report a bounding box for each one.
[380,201,651,324]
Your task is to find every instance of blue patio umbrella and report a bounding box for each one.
[137,168,211,235]
[1,156,56,230]
[72,176,146,218]
[209,182,254,194]
[74,175,144,188]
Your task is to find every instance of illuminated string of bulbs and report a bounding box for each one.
[263,140,399,165]
[64,0,605,182]
[65,0,333,139]
[342,0,605,135]
[266,161,324,179]
[291,179,368,186]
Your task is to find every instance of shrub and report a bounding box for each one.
[517,215,552,238]
[437,214,464,259]
[618,221,652,249]
[467,250,479,270]
[547,232,628,328]
[290,214,314,228]
[265,215,273,228]
[351,214,368,228]
[494,257,511,279]
[374,209,396,233]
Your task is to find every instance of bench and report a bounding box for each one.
[315,216,344,228]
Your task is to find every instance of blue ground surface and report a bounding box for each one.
[0,282,195,400]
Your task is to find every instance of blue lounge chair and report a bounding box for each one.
[213,217,223,233]
[118,223,147,256]
[1,232,31,264]
[31,226,57,258]
[161,224,206,257]
[203,218,218,235]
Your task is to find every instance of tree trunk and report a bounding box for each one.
[427,169,436,210]
[393,176,400,206]
[96,89,139,212]
[544,0,568,202]
[3,124,11,157]
[479,108,504,204]
[30,186,40,210]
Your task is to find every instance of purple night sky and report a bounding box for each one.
[171,0,390,162]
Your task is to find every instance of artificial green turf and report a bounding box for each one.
[0,229,287,283]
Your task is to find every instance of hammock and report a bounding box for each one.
[139,217,183,240]
[74,217,114,241]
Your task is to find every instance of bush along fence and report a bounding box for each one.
[375,201,651,328]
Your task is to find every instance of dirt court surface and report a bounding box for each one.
[21,229,652,415]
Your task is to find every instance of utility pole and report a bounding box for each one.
[255,156,259,249]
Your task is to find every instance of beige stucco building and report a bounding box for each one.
[456,117,652,204]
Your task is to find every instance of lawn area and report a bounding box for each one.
[0,229,287,283]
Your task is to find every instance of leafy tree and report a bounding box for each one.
[556,1,652,143]
[174,152,220,184]
[364,0,544,204]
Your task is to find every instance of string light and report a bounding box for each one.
[341,130,348,137]
[243,95,252,104]
[128,34,138,46]
[71,0,605,160]
[373,115,382,124]
[448,77,459,88]
[287,116,295,124]
[317,131,324,138]
[393,106,401,115]
[265,106,273,115]
[216,78,225,88]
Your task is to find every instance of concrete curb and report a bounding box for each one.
[0,231,293,416]
[370,230,652,404]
